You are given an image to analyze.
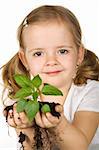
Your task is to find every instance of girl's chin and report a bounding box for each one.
[34,73,68,88]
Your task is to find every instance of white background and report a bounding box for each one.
[0,0,99,149]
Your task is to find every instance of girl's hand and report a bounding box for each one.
[3,104,35,149]
[3,103,64,129]
[35,104,64,128]
[3,103,33,129]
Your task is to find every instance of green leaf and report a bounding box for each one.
[14,74,33,88]
[14,87,32,99]
[25,101,39,122]
[16,99,28,112]
[31,74,42,88]
[32,91,39,101]
[41,104,51,113]
[41,84,63,96]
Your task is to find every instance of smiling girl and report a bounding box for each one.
[2,5,99,150]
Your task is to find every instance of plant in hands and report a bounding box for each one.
[14,74,63,122]
[4,74,63,149]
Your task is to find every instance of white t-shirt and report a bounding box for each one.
[64,79,99,150]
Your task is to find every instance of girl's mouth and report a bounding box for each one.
[44,70,63,76]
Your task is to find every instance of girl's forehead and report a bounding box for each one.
[22,21,72,37]
[22,22,75,50]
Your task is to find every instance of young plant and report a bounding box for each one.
[14,74,63,122]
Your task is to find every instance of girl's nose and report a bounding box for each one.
[46,55,58,66]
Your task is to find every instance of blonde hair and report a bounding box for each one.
[2,5,99,97]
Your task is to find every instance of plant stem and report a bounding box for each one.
[38,89,43,102]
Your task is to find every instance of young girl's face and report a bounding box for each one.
[19,22,83,89]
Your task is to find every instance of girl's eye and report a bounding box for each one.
[58,49,68,55]
[33,51,43,57]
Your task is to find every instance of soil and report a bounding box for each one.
[39,102,61,118]
[33,122,60,150]
[33,102,61,150]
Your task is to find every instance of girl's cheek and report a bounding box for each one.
[30,63,43,74]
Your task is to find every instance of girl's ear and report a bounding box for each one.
[18,48,28,69]
[77,45,85,65]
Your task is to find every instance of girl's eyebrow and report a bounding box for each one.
[27,45,74,52]
[27,48,44,52]
[56,45,74,49]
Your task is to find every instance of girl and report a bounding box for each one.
[2,5,99,150]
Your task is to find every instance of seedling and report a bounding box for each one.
[14,74,63,122]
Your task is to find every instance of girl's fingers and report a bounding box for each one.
[55,104,63,113]
[19,112,34,127]
[5,103,33,129]
[42,113,53,128]
[13,104,22,126]
[7,110,16,127]
[3,109,7,117]
[13,104,33,128]
[19,112,29,124]
[5,103,63,129]
[46,112,61,125]
[35,106,62,128]
[43,105,63,126]
[35,112,45,128]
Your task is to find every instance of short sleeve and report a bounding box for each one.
[77,81,99,112]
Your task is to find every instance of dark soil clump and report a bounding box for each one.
[39,102,61,118]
